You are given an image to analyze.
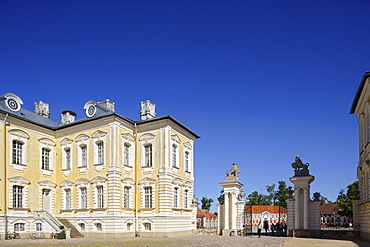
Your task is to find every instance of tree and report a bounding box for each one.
[318,195,333,206]
[336,181,359,218]
[201,196,214,211]
[246,191,271,206]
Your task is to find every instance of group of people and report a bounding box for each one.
[257,221,287,238]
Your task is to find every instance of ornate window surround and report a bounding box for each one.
[91,130,107,172]
[76,178,90,210]
[139,177,156,210]
[183,142,193,173]
[8,176,30,212]
[9,129,29,172]
[171,135,180,169]
[60,138,73,176]
[122,133,134,169]
[76,134,90,173]
[91,176,107,209]
[39,138,56,176]
[122,178,135,210]
[60,180,74,210]
[139,133,156,172]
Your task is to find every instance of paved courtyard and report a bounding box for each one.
[0,235,369,247]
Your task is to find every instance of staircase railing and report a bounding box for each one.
[34,210,64,231]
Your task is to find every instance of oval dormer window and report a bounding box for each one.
[5,93,23,112]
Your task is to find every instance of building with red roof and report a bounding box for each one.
[197,209,218,228]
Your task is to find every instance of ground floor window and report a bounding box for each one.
[36,223,42,231]
[14,223,25,231]
[143,222,151,230]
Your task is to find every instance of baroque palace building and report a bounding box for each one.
[0,92,200,238]
[350,71,370,240]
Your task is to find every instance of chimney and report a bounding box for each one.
[61,110,76,124]
[140,100,156,120]
[98,99,115,112]
[34,101,50,118]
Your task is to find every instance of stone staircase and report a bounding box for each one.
[58,219,84,238]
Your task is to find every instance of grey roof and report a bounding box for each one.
[0,93,200,139]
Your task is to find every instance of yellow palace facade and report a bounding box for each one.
[0,93,199,238]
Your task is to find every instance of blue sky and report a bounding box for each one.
[1,1,369,212]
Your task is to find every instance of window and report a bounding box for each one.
[174,187,179,208]
[144,144,152,167]
[13,185,23,208]
[123,144,130,166]
[65,189,71,209]
[127,223,132,230]
[64,148,71,170]
[41,148,50,170]
[80,187,87,209]
[36,223,42,231]
[96,141,104,164]
[12,140,23,164]
[143,223,151,230]
[80,145,87,167]
[14,223,25,231]
[184,189,189,208]
[124,186,130,208]
[96,223,102,231]
[144,187,152,208]
[172,144,177,167]
[79,223,85,231]
[185,151,189,172]
[97,186,104,208]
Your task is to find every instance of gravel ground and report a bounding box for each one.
[0,235,369,247]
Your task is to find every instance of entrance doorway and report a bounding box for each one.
[42,189,51,212]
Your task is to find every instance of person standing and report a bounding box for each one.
[257,222,262,238]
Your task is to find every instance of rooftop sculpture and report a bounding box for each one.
[291,155,310,176]
[226,162,240,178]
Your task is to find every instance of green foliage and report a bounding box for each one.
[246,190,271,205]
[318,195,333,206]
[56,233,66,239]
[201,196,214,211]
[336,181,359,218]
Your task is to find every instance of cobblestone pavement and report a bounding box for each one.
[0,235,369,247]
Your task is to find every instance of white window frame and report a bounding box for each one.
[91,130,107,171]
[8,176,30,210]
[60,180,74,210]
[124,186,130,208]
[9,129,29,172]
[13,185,23,208]
[144,186,152,208]
[122,178,135,209]
[95,141,104,165]
[171,135,180,169]
[39,138,56,175]
[61,138,73,176]
[174,187,179,208]
[80,187,87,209]
[184,189,189,209]
[96,185,104,208]
[65,188,71,210]
[35,222,42,232]
[76,134,90,173]
[139,133,155,168]
[183,142,193,173]
[14,222,25,232]
[41,147,51,170]
[122,133,134,168]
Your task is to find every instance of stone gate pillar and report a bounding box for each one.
[288,156,319,238]
[219,163,244,236]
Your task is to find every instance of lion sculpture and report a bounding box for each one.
[226,162,240,177]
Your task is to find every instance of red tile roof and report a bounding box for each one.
[320,203,339,213]
[244,206,287,214]
[197,209,217,218]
